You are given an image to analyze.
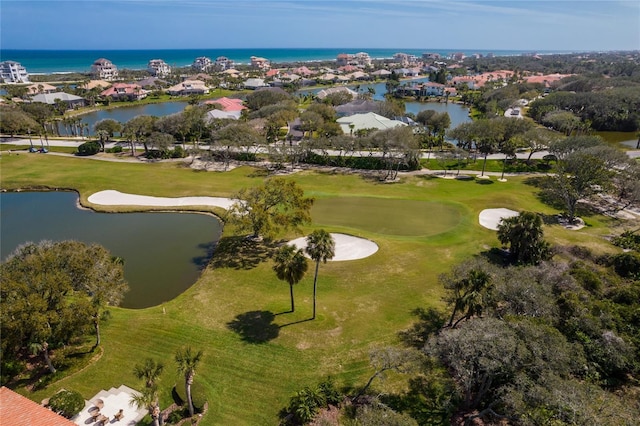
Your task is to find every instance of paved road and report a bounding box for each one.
[2,136,639,161]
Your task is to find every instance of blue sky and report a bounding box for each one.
[1,0,639,51]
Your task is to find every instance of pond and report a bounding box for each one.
[77,101,189,135]
[298,79,471,129]
[0,191,223,309]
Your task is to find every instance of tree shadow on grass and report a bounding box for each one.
[226,310,280,344]
[398,307,446,349]
[475,178,494,185]
[209,236,280,270]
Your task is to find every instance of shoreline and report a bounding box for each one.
[2,48,585,76]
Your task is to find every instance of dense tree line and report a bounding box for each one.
[528,87,640,131]
[0,241,128,382]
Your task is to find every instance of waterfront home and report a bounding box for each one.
[147,59,171,77]
[91,58,118,81]
[167,80,209,95]
[345,71,370,81]
[32,92,86,109]
[0,60,30,83]
[336,52,371,68]
[393,52,419,66]
[395,68,420,77]
[215,56,234,71]
[250,56,270,71]
[26,83,57,95]
[101,83,147,101]
[192,56,213,71]
[337,112,407,134]
[334,99,379,116]
[316,86,357,100]
[371,69,392,78]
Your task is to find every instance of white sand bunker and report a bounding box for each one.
[289,233,378,261]
[88,190,234,209]
[479,208,519,230]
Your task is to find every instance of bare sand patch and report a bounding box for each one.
[479,208,519,230]
[288,233,378,261]
[87,190,234,209]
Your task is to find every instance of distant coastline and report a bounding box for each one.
[0,48,576,75]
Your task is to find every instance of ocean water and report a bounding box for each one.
[0,48,570,74]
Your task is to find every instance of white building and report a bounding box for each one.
[0,61,30,83]
[147,59,171,77]
[91,58,118,81]
[215,56,234,71]
[192,56,213,71]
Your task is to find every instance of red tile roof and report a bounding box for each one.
[0,387,78,426]
[204,97,246,111]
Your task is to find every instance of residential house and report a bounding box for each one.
[204,97,246,120]
[337,112,407,134]
[0,387,77,426]
[243,78,268,90]
[215,56,234,70]
[396,68,419,78]
[0,61,30,83]
[79,80,112,90]
[137,77,167,88]
[371,69,392,78]
[166,80,209,95]
[334,99,380,116]
[26,83,57,95]
[31,92,86,109]
[147,59,171,77]
[346,71,370,81]
[91,58,118,81]
[192,56,213,71]
[266,69,280,78]
[422,52,441,60]
[450,52,466,61]
[336,53,352,67]
[353,52,372,68]
[420,82,446,96]
[101,83,147,101]
[393,52,418,66]
[250,56,270,70]
[316,86,357,100]
[338,65,359,73]
[293,66,315,77]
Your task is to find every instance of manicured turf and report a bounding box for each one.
[0,153,628,425]
[312,197,462,236]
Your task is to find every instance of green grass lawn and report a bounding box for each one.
[0,154,627,425]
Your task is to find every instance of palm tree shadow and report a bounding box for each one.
[226,310,279,343]
[278,317,314,328]
[209,236,279,270]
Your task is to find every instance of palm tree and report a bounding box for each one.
[175,346,203,417]
[134,358,164,389]
[305,230,335,320]
[273,245,308,312]
[131,358,164,426]
[130,389,162,426]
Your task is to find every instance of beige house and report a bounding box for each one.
[250,56,270,70]
[26,83,57,95]
[166,80,209,95]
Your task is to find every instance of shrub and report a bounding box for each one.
[612,231,640,253]
[48,389,85,418]
[612,252,640,279]
[76,141,100,156]
[106,145,123,153]
[174,380,207,413]
[171,146,185,158]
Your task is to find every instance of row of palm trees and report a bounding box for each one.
[131,346,203,426]
[273,229,335,319]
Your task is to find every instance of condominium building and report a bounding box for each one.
[215,56,234,71]
[147,59,171,77]
[250,56,270,71]
[192,56,213,71]
[91,58,118,81]
[0,61,30,83]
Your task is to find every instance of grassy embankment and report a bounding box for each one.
[0,153,625,425]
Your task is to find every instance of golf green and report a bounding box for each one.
[312,197,462,236]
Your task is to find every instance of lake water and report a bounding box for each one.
[72,81,470,135]
[78,101,189,135]
[0,191,223,309]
